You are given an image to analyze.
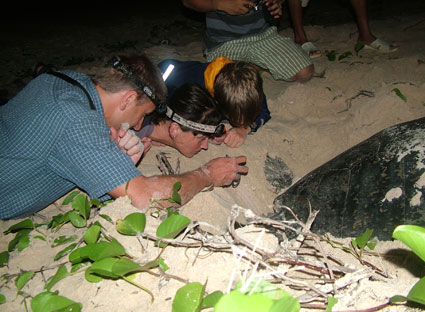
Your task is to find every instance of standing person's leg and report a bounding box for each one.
[288,0,307,45]
[350,0,398,52]
[288,0,321,58]
[350,0,375,44]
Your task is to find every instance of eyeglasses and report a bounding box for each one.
[107,56,166,113]
[166,107,226,137]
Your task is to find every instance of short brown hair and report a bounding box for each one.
[92,54,167,108]
[213,62,263,128]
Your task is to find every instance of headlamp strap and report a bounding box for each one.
[107,56,166,113]
[166,107,219,134]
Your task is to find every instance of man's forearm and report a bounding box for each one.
[182,0,217,12]
[123,168,213,209]
[110,156,247,209]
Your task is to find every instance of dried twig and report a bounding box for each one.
[156,152,175,175]
[338,90,375,113]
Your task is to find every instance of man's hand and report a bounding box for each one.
[224,127,250,148]
[264,0,283,18]
[203,155,248,187]
[183,0,255,15]
[109,124,144,165]
[140,137,152,158]
[217,0,255,15]
[209,133,227,145]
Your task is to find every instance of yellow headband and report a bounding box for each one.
[204,56,233,96]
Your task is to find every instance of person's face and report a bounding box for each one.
[174,130,209,158]
[123,99,155,131]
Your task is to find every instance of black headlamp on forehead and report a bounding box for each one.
[166,107,226,137]
[107,56,166,113]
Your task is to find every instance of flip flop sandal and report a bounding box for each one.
[301,41,322,59]
[363,38,398,53]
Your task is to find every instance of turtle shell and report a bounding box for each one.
[273,116,425,240]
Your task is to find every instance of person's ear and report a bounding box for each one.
[119,90,138,111]
[169,122,181,139]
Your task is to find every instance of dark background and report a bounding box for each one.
[1,0,425,28]
[0,0,424,103]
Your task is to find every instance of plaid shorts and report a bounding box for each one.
[205,27,312,80]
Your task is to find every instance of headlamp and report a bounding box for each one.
[166,107,226,137]
[162,64,174,81]
[107,56,166,113]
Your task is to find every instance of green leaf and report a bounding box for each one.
[52,235,78,247]
[166,207,180,217]
[366,236,378,250]
[407,276,425,305]
[4,219,34,234]
[87,240,126,262]
[116,212,146,236]
[200,290,223,309]
[393,225,425,263]
[234,278,287,300]
[326,296,338,312]
[173,181,182,192]
[8,229,32,252]
[84,267,103,283]
[353,228,373,250]
[99,214,113,224]
[338,51,352,60]
[17,234,30,251]
[214,291,274,312]
[389,295,408,303]
[54,243,77,261]
[0,251,9,267]
[326,50,336,61]
[84,224,101,245]
[110,257,142,276]
[56,303,82,311]
[72,194,90,220]
[70,262,89,273]
[158,258,169,272]
[354,42,364,55]
[90,257,141,279]
[31,291,82,312]
[138,259,160,271]
[100,200,114,207]
[170,182,182,204]
[34,235,46,241]
[68,211,86,228]
[269,293,300,312]
[69,246,90,264]
[47,213,70,229]
[156,214,190,247]
[16,271,35,290]
[125,180,130,195]
[0,293,5,304]
[172,282,205,312]
[392,88,407,102]
[89,198,101,208]
[45,265,68,291]
[62,190,81,205]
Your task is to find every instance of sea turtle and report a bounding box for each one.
[272,116,425,241]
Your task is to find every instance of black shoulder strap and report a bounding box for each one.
[47,71,96,110]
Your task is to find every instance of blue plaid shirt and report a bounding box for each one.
[0,71,141,219]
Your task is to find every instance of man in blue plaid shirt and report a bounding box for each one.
[0,54,248,219]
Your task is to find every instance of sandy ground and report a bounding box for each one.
[1,4,425,312]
